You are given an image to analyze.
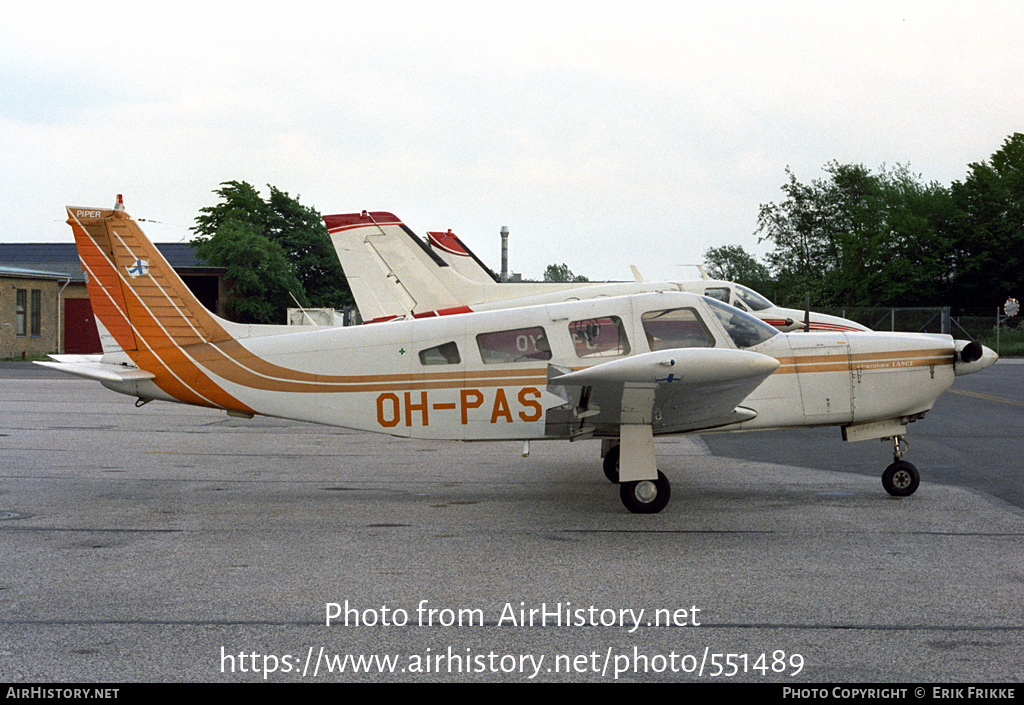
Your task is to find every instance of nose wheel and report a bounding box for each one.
[882,436,920,497]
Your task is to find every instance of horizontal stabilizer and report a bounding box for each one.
[35,357,156,384]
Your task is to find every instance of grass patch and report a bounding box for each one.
[979,325,1024,357]
[0,353,54,362]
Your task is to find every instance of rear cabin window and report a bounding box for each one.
[477,326,551,363]
[568,316,630,358]
[641,308,714,351]
[419,341,461,365]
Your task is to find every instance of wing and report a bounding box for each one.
[545,348,779,437]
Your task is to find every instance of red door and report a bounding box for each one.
[64,298,102,354]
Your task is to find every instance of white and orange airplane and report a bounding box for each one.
[325,212,869,333]
[41,198,996,514]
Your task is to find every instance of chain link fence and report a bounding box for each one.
[817,306,1021,356]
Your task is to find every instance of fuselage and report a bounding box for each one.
[101,292,955,442]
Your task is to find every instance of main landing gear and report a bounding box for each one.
[881,435,920,497]
[620,471,672,514]
[602,444,620,483]
[602,441,672,514]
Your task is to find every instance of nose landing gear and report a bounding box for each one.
[882,435,920,497]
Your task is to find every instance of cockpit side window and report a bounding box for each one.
[641,308,714,351]
[734,284,773,312]
[569,316,631,358]
[703,297,778,348]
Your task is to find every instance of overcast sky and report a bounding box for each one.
[2,1,1021,281]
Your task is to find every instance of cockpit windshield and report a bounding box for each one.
[733,284,773,312]
[703,297,778,348]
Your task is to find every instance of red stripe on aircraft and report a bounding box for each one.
[323,212,403,233]
[372,306,474,324]
[427,230,469,256]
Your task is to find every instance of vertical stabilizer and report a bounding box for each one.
[427,230,500,284]
[324,211,465,320]
[65,200,253,412]
[67,202,231,354]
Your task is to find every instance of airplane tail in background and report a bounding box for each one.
[324,211,580,322]
[324,211,468,321]
[426,230,500,284]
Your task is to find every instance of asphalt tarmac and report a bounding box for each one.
[1,362,1021,683]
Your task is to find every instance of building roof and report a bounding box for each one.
[0,242,217,282]
[0,264,73,281]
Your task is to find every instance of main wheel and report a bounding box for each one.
[603,445,620,483]
[620,471,671,514]
[882,460,920,497]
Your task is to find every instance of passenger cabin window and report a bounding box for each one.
[641,308,714,351]
[419,341,461,365]
[704,287,730,303]
[477,326,551,363]
[569,316,630,358]
[703,297,778,348]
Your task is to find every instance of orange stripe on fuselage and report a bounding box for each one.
[773,348,954,375]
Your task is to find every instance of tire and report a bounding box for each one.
[620,471,671,514]
[603,445,620,483]
[882,460,920,497]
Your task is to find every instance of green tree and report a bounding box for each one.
[191,181,352,323]
[703,244,772,293]
[264,186,352,310]
[192,219,305,324]
[756,162,956,308]
[543,263,589,283]
[949,133,1024,308]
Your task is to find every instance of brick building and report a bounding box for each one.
[0,266,73,359]
[0,243,226,358]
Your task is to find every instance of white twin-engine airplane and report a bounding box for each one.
[324,211,870,334]
[42,199,996,514]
